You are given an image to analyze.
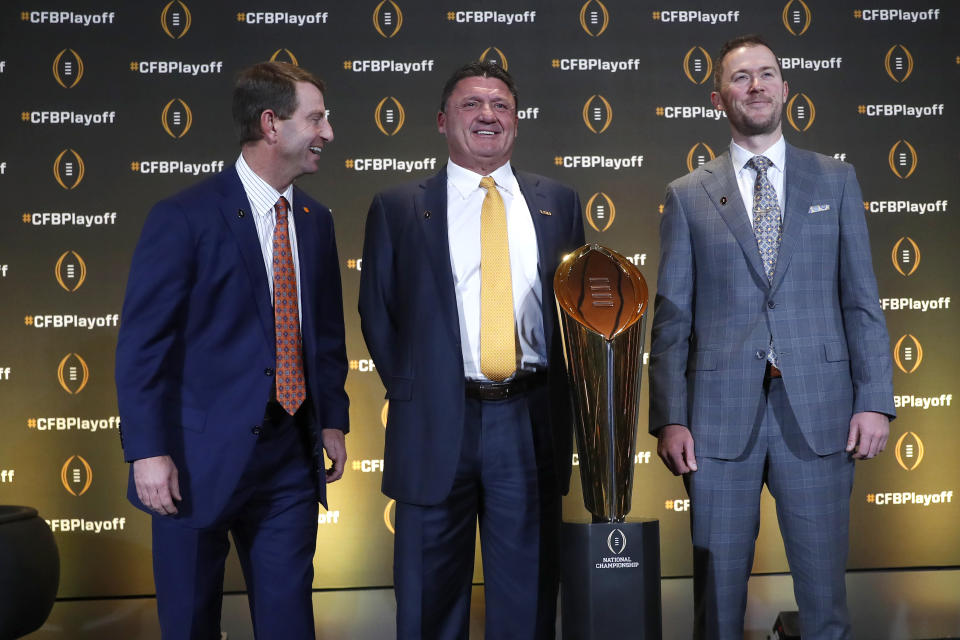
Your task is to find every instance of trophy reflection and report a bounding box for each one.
[554,243,648,522]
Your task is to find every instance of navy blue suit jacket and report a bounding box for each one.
[358,167,585,506]
[116,166,349,528]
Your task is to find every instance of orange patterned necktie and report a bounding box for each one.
[273,196,305,414]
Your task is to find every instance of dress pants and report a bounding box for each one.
[151,401,319,640]
[394,384,561,640]
[686,377,855,640]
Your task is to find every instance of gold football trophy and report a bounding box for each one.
[554,243,648,522]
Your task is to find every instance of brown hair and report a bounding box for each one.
[232,62,326,144]
[713,34,782,92]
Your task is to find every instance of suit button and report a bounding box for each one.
[251,426,263,436]
[767,300,776,309]
[755,351,765,360]
[264,368,274,376]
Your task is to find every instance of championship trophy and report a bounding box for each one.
[554,244,661,638]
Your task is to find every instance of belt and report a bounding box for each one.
[465,371,548,401]
[765,362,782,379]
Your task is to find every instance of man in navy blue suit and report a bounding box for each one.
[116,62,349,639]
[359,62,585,639]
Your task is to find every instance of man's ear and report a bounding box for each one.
[710,91,724,111]
[260,109,278,142]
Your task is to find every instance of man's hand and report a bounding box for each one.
[657,424,698,475]
[846,411,889,459]
[133,455,181,515]
[322,428,347,482]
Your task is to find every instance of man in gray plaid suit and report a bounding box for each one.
[649,35,895,639]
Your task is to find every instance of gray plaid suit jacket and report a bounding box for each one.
[649,143,895,459]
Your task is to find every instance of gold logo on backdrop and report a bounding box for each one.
[786,93,816,132]
[61,455,93,496]
[782,0,812,36]
[373,0,403,38]
[57,353,90,394]
[381,401,389,428]
[269,49,299,65]
[686,142,716,173]
[888,139,918,179]
[53,149,85,190]
[55,251,87,292]
[585,193,616,232]
[162,98,193,139]
[479,46,509,70]
[579,0,609,37]
[683,46,712,85]
[375,97,405,136]
[161,0,192,39]
[52,48,84,88]
[894,431,924,471]
[893,334,923,374]
[384,499,397,534]
[582,95,612,134]
[891,236,920,277]
[884,44,914,82]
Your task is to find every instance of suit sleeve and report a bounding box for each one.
[115,200,195,462]
[358,193,401,392]
[837,165,896,419]
[310,211,350,433]
[569,188,586,250]
[648,184,695,433]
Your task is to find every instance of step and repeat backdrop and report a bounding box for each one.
[0,1,956,598]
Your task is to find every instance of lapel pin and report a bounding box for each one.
[424,210,431,219]
[237,209,245,218]
[720,196,727,206]
[540,209,552,216]
[303,206,310,214]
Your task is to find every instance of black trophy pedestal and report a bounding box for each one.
[560,518,661,639]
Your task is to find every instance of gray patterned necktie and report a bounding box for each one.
[747,155,781,367]
[747,155,782,282]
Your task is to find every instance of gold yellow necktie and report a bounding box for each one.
[479,176,517,381]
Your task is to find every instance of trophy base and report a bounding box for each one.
[560,518,661,639]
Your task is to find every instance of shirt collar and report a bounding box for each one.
[236,153,294,218]
[730,135,786,174]
[446,158,515,200]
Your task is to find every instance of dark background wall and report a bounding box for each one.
[0,0,956,599]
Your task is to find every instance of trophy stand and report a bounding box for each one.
[554,244,661,639]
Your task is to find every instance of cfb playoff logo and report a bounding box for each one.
[53,48,84,88]
[585,192,616,232]
[579,0,609,37]
[888,139,918,179]
[782,0,812,36]
[606,528,627,555]
[479,46,509,70]
[893,334,923,375]
[162,99,193,138]
[891,236,920,276]
[57,353,90,394]
[582,95,612,134]
[381,401,389,428]
[61,455,93,496]
[54,149,85,190]
[384,499,397,534]
[686,142,716,173]
[270,49,299,65]
[894,431,924,471]
[786,93,815,132]
[161,1,192,39]
[885,45,914,83]
[55,250,87,292]
[683,46,712,85]
[373,0,403,38]
[375,97,405,136]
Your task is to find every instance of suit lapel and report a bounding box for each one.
[514,170,557,350]
[291,187,317,351]
[701,153,767,285]
[418,168,462,345]
[215,167,275,346]
[772,144,815,291]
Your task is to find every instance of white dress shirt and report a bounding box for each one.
[445,159,545,381]
[235,153,302,319]
[730,135,786,226]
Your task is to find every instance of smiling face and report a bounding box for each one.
[274,81,333,183]
[438,75,518,175]
[711,44,788,145]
